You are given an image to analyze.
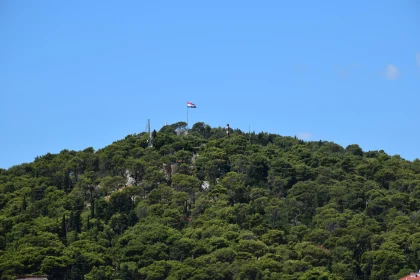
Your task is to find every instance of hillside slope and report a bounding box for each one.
[1,122,420,280]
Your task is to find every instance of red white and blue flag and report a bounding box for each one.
[187,102,197,108]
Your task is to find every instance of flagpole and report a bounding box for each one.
[187,103,189,128]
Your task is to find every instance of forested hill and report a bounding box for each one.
[1,122,420,280]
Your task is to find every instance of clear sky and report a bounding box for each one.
[1,0,419,168]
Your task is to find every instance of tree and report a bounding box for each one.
[220,172,250,205]
[171,174,201,203]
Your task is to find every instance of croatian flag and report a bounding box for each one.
[187,102,197,108]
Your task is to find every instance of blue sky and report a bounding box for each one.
[1,0,419,168]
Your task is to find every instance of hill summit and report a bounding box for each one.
[1,121,420,280]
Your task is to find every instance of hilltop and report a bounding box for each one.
[1,121,420,280]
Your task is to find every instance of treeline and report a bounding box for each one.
[1,121,420,279]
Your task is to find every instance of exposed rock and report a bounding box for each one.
[201,181,210,190]
[125,169,136,186]
[171,163,178,175]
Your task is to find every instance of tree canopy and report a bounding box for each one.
[0,122,419,279]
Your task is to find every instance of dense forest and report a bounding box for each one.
[1,122,420,280]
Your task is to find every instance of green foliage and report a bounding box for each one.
[1,121,420,279]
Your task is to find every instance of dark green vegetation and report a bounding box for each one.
[1,122,420,280]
